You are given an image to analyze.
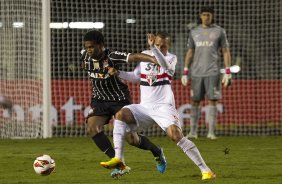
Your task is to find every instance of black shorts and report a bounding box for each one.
[88,99,131,118]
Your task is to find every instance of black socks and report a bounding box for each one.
[138,135,161,157]
[92,131,115,158]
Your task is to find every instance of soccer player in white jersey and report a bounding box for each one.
[181,6,232,140]
[101,32,216,180]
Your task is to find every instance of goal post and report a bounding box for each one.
[0,0,52,138]
[42,0,52,138]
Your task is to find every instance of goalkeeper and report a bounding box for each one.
[181,6,232,140]
[81,30,166,177]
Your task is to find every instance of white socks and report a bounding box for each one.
[177,137,210,172]
[113,119,127,160]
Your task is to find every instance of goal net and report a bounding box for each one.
[1,0,282,138]
[0,0,49,138]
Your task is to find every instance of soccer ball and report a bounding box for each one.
[33,154,55,176]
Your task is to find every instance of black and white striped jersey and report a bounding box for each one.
[81,49,131,102]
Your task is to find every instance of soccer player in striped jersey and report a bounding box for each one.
[181,6,232,140]
[81,30,165,177]
[100,32,216,180]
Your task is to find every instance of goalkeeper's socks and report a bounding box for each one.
[113,119,127,160]
[207,105,217,135]
[92,131,115,158]
[138,134,161,157]
[190,106,200,135]
[177,137,210,172]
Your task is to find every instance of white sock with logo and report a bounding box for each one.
[177,137,210,172]
[113,119,127,160]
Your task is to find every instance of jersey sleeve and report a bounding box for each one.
[166,55,177,76]
[150,46,169,69]
[150,46,177,76]
[108,51,131,64]
[118,64,141,83]
[187,31,195,49]
[219,28,230,48]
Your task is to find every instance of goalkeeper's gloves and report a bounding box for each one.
[222,67,232,87]
[181,67,189,86]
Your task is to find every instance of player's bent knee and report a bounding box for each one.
[86,120,103,137]
[167,125,184,143]
[86,125,97,137]
[170,134,183,144]
[115,108,134,122]
[125,133,139,146]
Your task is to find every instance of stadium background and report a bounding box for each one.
[1,0,282,137]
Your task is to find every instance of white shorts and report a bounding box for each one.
[123,103,182,132]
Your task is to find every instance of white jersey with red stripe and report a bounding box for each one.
[118,48,180,131]
[138,49,177,106]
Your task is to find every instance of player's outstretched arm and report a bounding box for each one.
[127,53,158,65]
[108,65,140,83]
[118,71,140,83]
[147,33,167,67]
[147,33,176,74]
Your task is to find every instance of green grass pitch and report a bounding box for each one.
[0,136,282,184]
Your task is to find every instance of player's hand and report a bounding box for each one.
[152,57,160,66]
[80,49,89,61]
[107,67,120,76]
[147,33,155,47]
[181,75,188,86]
[222,68,232,87]
[181,67,189,86]
[80,49,91,70]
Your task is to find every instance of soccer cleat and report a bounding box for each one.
[207,133,217,140]
[100,157,126,170]
[202,171,216,180]
[110,166,131,179]
[155,147,167,173]
[186,132,198,139]
[110,169,120,179]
